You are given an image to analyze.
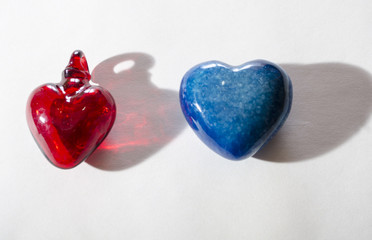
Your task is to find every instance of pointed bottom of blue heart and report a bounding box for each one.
[180,60,292,160]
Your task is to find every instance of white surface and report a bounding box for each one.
[1,0,372,239]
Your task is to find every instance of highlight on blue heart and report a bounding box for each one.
[179,60,292,160]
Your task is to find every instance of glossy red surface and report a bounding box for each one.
[26,50,116,169]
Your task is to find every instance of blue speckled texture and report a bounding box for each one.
[180,60,292,160]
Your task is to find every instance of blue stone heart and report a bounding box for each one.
[179,60,292,160]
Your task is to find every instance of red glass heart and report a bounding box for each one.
[26,50,116,169]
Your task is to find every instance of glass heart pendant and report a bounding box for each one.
[26,50,116,169]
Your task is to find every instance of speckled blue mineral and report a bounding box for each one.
[179,60,292,160]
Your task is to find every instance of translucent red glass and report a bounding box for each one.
[26,50,116,169]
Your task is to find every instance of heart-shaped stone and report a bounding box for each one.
[26,50,116,169]
[179,60,292,160]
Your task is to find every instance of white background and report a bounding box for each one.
[1,0,372,239]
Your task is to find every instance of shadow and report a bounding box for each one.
[86,53,186,170]
[254,63,372,162]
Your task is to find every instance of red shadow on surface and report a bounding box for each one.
[86,53,186,171]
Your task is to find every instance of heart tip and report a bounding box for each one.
[63,50,91,80]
